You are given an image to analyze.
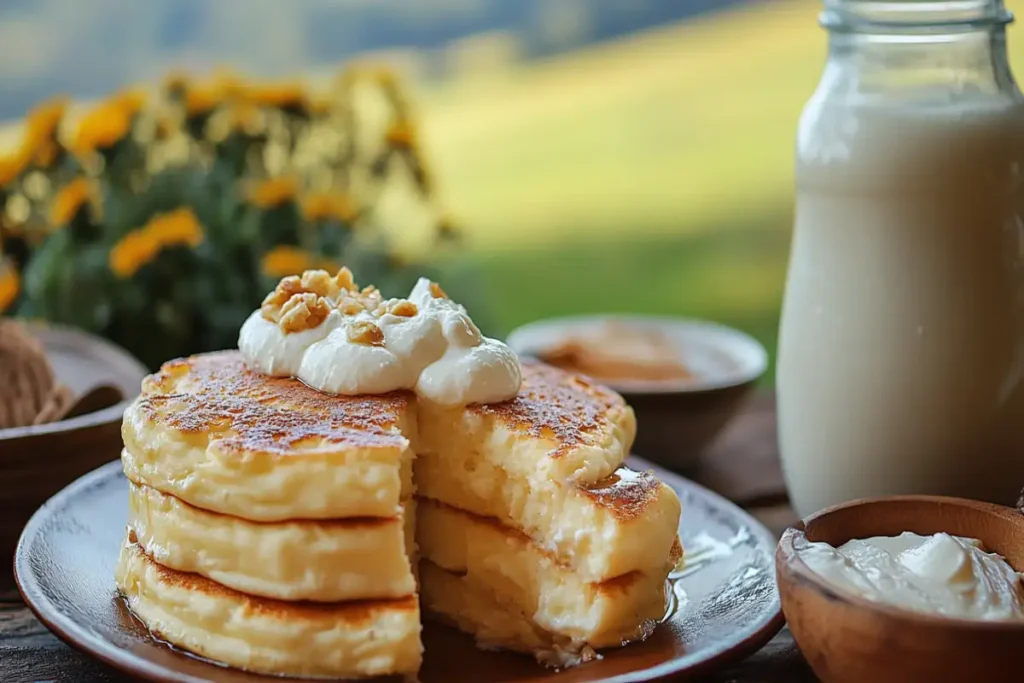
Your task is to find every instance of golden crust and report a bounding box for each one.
[138,350,410,454]
[579,467,666,522]
[473,360,635,458]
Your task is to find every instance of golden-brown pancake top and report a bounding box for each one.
[137,350,410,454]
[579,467,669,522]
[473,360,632,458]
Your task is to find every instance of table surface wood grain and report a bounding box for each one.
[0,393,817,683]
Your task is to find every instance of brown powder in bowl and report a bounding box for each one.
[538,322,692,383]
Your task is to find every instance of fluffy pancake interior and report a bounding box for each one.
[416,451,680,581]
[128,481,417,602]
[416,498,668,648]
[115,537,423,679]
[419,560,602,669]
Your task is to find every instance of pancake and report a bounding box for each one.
[416,456,680,581]
[416,499,674,650]
[122,351,415,521]
[417,361,636,486]
[421,561,602,669]
[116,536,423,679]
[128,481,417,602]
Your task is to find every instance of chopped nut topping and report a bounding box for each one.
[279,292,331,333]
[334,267,356,292]
[261,275,306,322]
[429,281,447,299]
[359,286,383,311]
[300,269,337,299]
[338,295,365,316]
[347,320,385,346]
[388,300,418,317]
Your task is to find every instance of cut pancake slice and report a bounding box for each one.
[128,481,417,602]
[416,454,681,582]
[421,561,601,669]
[417,361,636,489]
[416,499,675,650]
[116,536,422,679]
[121,352,416,521]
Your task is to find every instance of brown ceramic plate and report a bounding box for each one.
[0,322,148,569]
[14,456,782,683]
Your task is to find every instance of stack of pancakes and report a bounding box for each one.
[115,351,681,678]
[115,353,422,678]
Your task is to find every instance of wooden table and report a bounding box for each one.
[0,394,818,682]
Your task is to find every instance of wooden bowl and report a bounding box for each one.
[776,495,1024,683]
[506,314,767,470]
[0,323,147,574]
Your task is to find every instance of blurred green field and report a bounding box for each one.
[412,0,1024,381]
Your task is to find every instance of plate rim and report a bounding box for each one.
[15,457,784,683]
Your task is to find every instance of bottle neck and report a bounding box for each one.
[822,0,1012,33]
[820,1,1017,100]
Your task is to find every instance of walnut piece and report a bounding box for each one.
[334,267,356,292]
[387,300,418,317]
[261,275,305,322]
[347,320,385,346]
[338,295,365,316]
[300,269,337,299]
[279,292,331,333]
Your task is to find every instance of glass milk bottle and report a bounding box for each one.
[778,0,1024,517]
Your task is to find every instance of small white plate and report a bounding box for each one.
[507,314,768,395]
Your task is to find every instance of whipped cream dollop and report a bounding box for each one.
[799,532,1024,621]
[238,269,522,406]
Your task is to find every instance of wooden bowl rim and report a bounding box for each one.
[0,398,132,442]
[777,494,1024,632]
[506,313,768,396]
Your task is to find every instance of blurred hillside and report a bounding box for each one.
[0,0,749,120]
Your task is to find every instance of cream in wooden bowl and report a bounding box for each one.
[776,495,1024,683]
[506,314,767,469]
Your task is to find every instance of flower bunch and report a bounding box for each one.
[0,67,470,369]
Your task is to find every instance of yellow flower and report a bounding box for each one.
[23,96,68,166]
[0,152,27,188]
[245,176,299,209]
[185,83,226,117]
[385,120,416,149]
[260,246,341,278]
[0,263,19,312]
[260,246,314,278]
[50,177,93,227]
[109,207,203,278]
[300,192,358,223]
[73,88,146,154]
[244,82,307,110]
